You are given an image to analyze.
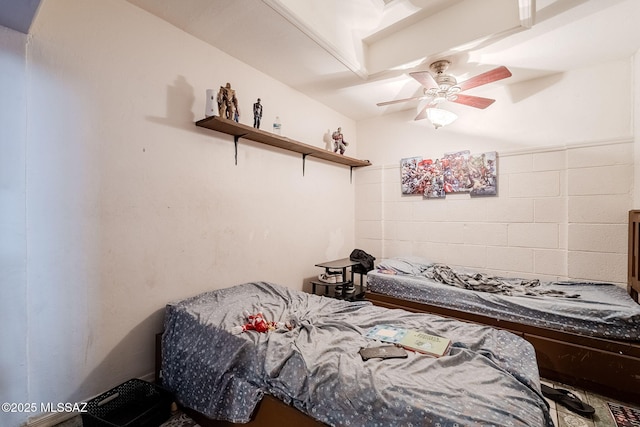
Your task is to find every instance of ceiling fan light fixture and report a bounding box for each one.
[426,108,457,129]
[433,94,447,104]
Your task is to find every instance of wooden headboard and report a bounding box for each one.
[628,210,640,303]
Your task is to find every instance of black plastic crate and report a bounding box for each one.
[82,379,174,427]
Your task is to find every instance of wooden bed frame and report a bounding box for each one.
[628,210,640,303]
[180,397,325,427]
[366,210,640,405]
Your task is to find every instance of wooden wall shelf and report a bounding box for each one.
[195,116,372,171]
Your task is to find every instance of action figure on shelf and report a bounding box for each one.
[332,127,349,155]
[217,82,239,121]
[253,98,263,128]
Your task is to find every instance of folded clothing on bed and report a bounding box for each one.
[162,281,553,427]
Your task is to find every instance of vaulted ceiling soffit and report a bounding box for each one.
[263,0,535,79]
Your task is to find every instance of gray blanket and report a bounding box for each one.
[162,282,553,426]
[370,257,640,340]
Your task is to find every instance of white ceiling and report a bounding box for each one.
[4,0,640,122]
[123,0,640,122]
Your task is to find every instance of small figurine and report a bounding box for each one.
[253,98,263,128]
[217,82,239,121]
[332,127,349,155]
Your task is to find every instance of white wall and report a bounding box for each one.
[3,1,639,425]
[635,50,640,207]
[355,58,635,285]
[1,0,360,425]
[0,25,29,427]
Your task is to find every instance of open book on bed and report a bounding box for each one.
[365,324,451,357]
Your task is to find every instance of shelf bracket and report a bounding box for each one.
[302,154,308,176]
[350,166,354,183]
[233,133,248,165]
[196,117,372,172]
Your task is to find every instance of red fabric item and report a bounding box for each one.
[237,312,281,333]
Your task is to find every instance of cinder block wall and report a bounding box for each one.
[355,140,632,285]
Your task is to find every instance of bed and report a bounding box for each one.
[368,258,640,340]
[366,256,640,404]
[160,281,553,426]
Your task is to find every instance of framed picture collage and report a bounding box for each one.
[401,150,497,199]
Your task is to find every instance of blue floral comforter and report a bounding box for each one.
[162,281,553,426]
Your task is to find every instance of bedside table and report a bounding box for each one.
[311,258,365,301]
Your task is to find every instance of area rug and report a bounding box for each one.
[161,412,199,427]
[607,402,640,427]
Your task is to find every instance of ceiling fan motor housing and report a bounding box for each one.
[435,74,457,89]
[427,60,460,102]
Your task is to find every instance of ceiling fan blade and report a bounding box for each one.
[409,71,438,90]
[377,96,424,107]
[457,66,512,92]
[452,94,496,109]
[414,102,437,121]
[415,107,429,121]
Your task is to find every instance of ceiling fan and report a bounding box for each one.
[377,60,512,121]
